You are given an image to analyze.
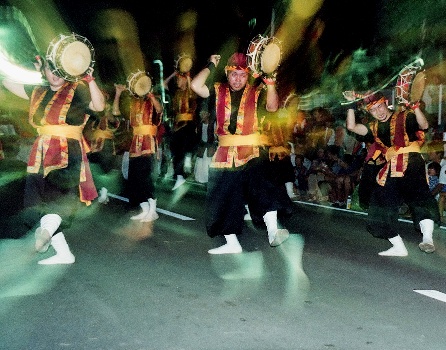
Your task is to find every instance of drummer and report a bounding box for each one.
[163,54,199,190]
[113,71,163,222]
[1,34,105,264]
[190,52,293,254]
[344,90,439,256]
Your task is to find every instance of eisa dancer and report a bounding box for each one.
[2,33,105,264]
[344,90,439,256]
[191,52,292,254]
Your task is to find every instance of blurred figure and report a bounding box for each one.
[193,99,215,184]
[2,51,105,264]
[113,73,163,222]
[345,90,439,256]
[85,89,122,204]
[191,52,292,254]
[307,106,334,150]
[163,54,198,190]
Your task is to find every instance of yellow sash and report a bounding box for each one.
[218,134,269,147]
[176,113,193,122]
[385,141,421,161]
[133,125,157,136]
[37,125,83,140]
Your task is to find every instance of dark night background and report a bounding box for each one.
[1,0,446,106]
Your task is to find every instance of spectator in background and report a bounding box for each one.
[435,160,446,224]
[306,147,330,203]
[193,99,215,184]
[307,106,334,150]
[293,153,310,199]
[427,161,441,199]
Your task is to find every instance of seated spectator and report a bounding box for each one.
[293,154,310,198]
[428,161,441,200]
[307,147,330,202]
[435,161,446,223]
[322,144,366,208]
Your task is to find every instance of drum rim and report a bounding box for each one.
[127,70,153,97]
[246,34,282,76]
[45,32,95,82]
[175,53,193,73]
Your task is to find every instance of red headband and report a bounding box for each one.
[366,97,386,111]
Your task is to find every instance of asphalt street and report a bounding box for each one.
[1,178,446,350]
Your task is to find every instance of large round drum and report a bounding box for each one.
[175,53,193,74]
[46,33,95,82]
[246,34,282,77]
[395,58,425,105]
[127,70,152,97]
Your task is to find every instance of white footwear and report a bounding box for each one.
[131,202,149,220]
[244,204,252,221]
[208,234,242,254]
[419,219,435,253]
[172,175,186,190]
[184,154,192,173]
[35,214,62,253]
[269,229,290,247]
[378,235,408,256]
[140,198,159,222]
[285,182,297,199]
[38,233,75,265]
[418,242,435,253]
[97,187,109,204]
[263,211,290,247]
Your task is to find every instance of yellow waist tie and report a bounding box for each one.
[218,134,269,147]
[176,113,193,122]
[133,125,157,136]
[385,141,421,161]
[93,129,114,139]
[269,146,290,155]
[38,125,83,141]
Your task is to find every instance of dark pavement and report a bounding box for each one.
[1,177,446,350]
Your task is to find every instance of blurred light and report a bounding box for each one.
[0,51,42,84]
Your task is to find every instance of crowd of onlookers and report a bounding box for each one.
[284,103,446,225]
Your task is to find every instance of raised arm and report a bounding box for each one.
[343,91,368,136]
[83,68,105,112]
[411,101,429,130]
[190,54,221,98]
[113,83,127,116]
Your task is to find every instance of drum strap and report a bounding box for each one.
[37,125,83,140]
[218,133,268,146]
[133,125,157,136]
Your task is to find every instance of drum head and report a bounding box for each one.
[246,35,265,76]
[409,70,426,103]
[60,41,92,77]
[46,33,94,82]
[178,56,193,73]
[127,71,152,97]
[261,42,281,74]
[134,75,152,97]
